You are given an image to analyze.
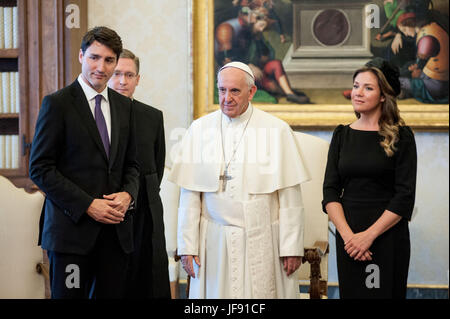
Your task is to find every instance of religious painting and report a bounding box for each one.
[369,0,448,105]
[192,0,449,129]
[213,0,311,105]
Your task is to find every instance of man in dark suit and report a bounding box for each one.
[108,49,170,298]
[29,27,139,299]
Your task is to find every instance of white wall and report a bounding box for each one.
[88,0,193,166]
[88,0,449,287]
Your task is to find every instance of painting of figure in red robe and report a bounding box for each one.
[214,0,311,104]
[214,0,448,105]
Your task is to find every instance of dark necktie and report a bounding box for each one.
[94,94,110,158]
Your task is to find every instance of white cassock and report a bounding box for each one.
[169,104,310,299]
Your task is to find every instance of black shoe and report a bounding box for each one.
[286,94,311,104]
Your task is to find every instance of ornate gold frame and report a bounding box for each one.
[193,0,449,131]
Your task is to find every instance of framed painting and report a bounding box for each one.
[193,0,448,130]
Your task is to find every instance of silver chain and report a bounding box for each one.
[220,106,254,172]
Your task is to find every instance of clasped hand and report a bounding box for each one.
[86,192,132,224]
[344,230,375,262]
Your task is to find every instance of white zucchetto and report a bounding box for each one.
[219,61,255,80]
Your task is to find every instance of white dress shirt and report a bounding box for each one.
[77,74,111,142]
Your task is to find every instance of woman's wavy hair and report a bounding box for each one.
[353,66,405,157]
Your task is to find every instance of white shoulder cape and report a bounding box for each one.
[168,106,310,194]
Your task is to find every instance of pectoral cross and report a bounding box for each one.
[219,169,233,192]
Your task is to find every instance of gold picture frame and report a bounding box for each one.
[193,0,448,131]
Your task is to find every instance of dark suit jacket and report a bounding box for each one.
[29,80,139,255]
[129,99,170,298]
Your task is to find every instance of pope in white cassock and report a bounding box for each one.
[169,62,310,299]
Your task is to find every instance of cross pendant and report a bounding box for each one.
[219,169,233,192]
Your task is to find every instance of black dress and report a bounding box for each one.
[322,124,417,299]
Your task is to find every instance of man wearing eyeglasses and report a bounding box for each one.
[108,49,170,298]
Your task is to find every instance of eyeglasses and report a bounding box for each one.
[112,71,137,79]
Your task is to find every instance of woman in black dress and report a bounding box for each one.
[322,58,417,299]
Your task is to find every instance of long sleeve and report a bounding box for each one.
[322,125,344,213]
[177,187,202,255]
[278,184,304,257]
[385,126,417,220]
[29,95,94,223]
[155,111,166,185]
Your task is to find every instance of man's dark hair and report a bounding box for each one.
[81,26,123,60]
